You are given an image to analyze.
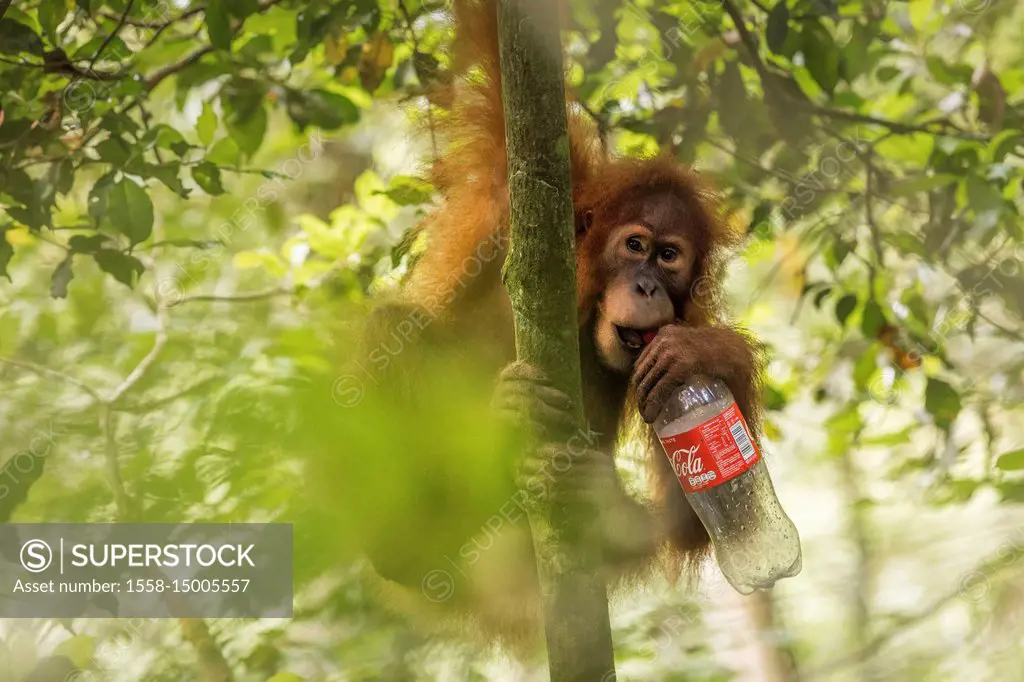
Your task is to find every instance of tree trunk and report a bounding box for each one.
[496,1,616,680]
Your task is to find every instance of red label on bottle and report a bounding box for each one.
[658,402,761,493]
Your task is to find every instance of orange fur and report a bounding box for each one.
[401,0,762,568]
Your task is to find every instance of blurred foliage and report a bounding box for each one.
[1,0,1023,680]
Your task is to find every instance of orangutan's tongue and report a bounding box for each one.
[642,330,658,345]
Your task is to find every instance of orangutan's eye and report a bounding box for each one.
[659,247,678,263]
[626,237,644,253]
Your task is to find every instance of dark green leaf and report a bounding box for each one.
[227,105,267,157]
[88,173,117,223]
[812,286,833,308]
[192,162,225,195]
[50,254,74,298]
[107,178,154,246]
[285,89,358,130]
[764,384,788,410]
[93,249,145,288]
[206,0,233,51]
[835,294,857,326]
[995,449,1024,471]
[861,300,886,338]
[135,162,190,198]
[802,21,839,94]
[96,136,133,166]
[0,19,44,56]
[226,0,259,20]
[876,66,901,83]
[766,2,790,55]
[69,235,109,253]
[924,378,961,429]
[51,158,75,196]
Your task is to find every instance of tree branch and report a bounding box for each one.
[167,287,291,308]
[107,308,169,406]
[90,0,135,70]
[0,357,105,403]
[497,0,616,679]
[718,0,988,141]
[115,376,223,413]
[142,0,286,90]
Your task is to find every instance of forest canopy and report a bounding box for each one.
[0,0,1023,680]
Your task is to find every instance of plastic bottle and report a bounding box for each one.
[653,374,802,594]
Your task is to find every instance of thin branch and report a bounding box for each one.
[143,0,286,90]
[0,357,105,403]
[102,405,134,518]
[145,45,214,90]
[863,150,884,298]
[0,55,122,81]
[718,0,987,142]
[90,0,136,70]
[806,105,987,141]
[115,376,223,413]
[0,0,10,21]
[976,309,1024,342]
[106,313,169,406]
[99,5,204,28]
[168,287,291,308]
[720,0,772,84]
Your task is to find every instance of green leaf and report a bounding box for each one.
[107,178,154,246]
[192,162,225,195]
[285,89,358,130]
[0,228,13,281]
[861,300,886,338]
[68,235,109,253]
[924,378,961,429]
[965,175,1004,213]
[812,286,833,308]
[207,136,241,165]
[227,105,267,157]
[142,124,188,153]
[835,294,857,326]
[876,65,901,83]
[93,249,145,288]
[764,384,788,410]
[380,176,434,206]
[139,163,190,198]
[802,21,839,94]
[88,173,117,223]
[206,0,233,51]
[0,19,44,56]
[95,136,133,167]
[53,635,95,669]
[889,174,957,197]
[766,2,790,55]
[50,254,74,298]
[38,0,71,45]
[995,449,1024,471]
[226,0,259,19]
[198,102,218,146]
[853,345,877,391]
